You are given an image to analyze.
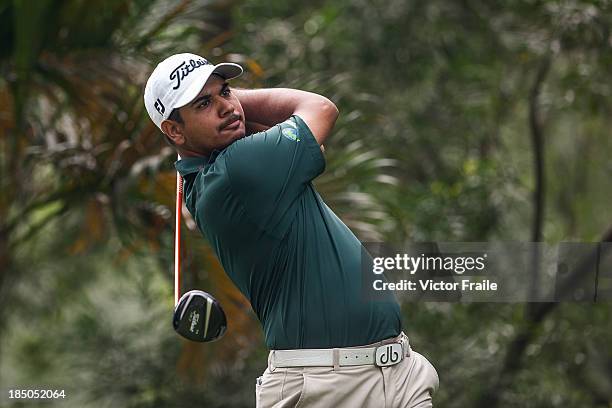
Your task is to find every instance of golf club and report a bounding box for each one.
[172,155,227,342]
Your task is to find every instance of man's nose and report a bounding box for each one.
[218,97,234,116]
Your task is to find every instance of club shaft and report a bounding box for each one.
[174,158,183,306]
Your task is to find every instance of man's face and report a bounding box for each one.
[173,75,245,155]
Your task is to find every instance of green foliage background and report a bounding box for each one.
[0,0,610,407]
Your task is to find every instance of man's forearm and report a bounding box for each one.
[234,88,309,126]
[236,88,308,125]
[234,87,338,145]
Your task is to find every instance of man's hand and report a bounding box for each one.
[234,88,338,145]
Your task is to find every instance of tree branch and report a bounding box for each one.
[475,226,612,407]
[476,56,555,408]
[529,56,551,243]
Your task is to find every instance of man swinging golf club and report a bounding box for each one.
[144,53,439,407]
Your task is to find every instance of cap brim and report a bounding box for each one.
[211,63,243,81]
[173,63,243,110]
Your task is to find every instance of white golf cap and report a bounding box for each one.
[144,53,243,130]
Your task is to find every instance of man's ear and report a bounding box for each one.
[161,119,185,145]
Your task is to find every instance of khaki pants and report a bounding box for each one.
[255,334,439,408]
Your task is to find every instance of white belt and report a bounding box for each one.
[269,332,410,369]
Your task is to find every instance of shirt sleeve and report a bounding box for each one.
[224,115,325,237]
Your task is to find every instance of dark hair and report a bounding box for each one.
[168,108,183,124]
[163,108,184,146]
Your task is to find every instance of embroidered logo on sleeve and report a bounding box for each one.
[281,128,300,142]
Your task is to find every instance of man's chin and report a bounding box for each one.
[217,123,246,147]
[232,124,246,140]
[218,130,245,149]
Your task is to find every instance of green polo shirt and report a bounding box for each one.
[176,115,401,349]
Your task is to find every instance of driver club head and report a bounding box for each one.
[173,290,227,342]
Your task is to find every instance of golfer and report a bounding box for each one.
[144,53,439,407]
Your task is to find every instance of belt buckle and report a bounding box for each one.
[375,343,403,367]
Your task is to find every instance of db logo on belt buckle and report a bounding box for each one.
[375,343,403,367]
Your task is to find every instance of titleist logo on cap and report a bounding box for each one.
[169,58,209,90]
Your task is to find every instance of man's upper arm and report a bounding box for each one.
[293,96,339,145]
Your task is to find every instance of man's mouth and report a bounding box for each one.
[220,115,241,131]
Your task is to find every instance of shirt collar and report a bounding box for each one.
[174,150,222,177]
